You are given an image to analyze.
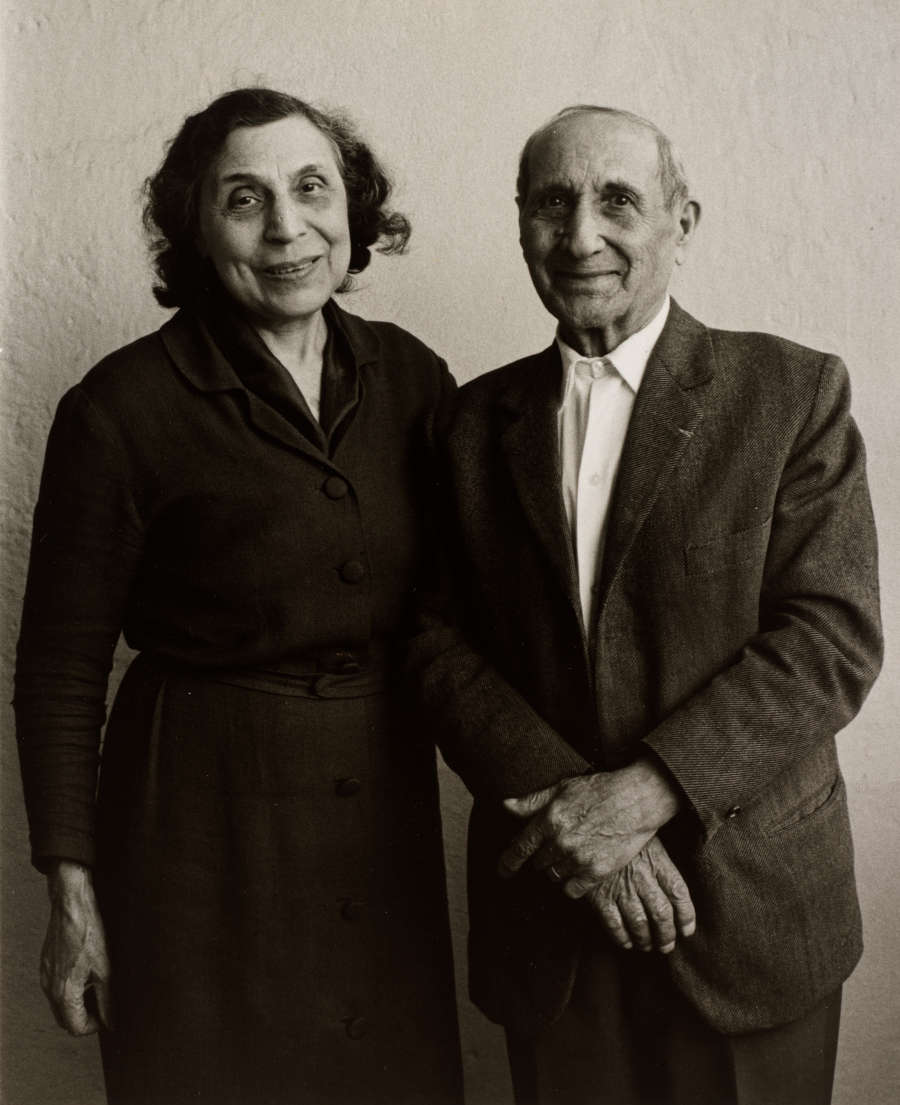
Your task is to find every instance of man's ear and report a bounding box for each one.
[674,199,701,265]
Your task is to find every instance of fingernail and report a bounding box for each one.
[660,943,675,954]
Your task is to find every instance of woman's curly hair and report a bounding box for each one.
[143,88,411,308]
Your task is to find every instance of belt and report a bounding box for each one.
[136,650,394,700]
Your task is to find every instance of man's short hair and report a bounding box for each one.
[516,105,690,211]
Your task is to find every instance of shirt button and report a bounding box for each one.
[345,1016,369,1040]
[589,472,602,486]
[335,777,362,797]
[725,805,742,819]
[339,560,366,584]
[341,900,366,921]
[323,476,349,500]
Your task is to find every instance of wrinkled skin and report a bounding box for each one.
[41,861,113,1035]
[500,760,694,953]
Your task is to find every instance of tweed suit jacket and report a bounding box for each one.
[410,300,882,1036]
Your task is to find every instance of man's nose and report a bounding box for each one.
[265,196,306,242]
[562,206,607,258]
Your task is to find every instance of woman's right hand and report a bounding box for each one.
[41,860,113,1034]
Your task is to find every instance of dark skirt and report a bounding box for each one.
[94,655,463,1105]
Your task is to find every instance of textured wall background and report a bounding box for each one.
[2,1,898,1102]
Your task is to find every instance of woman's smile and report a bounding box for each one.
[198,115,352,334]
[260,256,322,279]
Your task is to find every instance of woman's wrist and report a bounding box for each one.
[46,859,93,901]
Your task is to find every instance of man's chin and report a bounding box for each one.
[545,294,621,335]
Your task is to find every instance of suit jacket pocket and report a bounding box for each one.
[670,760,861,1034]
[765,773,842,835]
[684,516,772,578]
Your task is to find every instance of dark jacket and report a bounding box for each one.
[409,300,882,1035]
[15,299,453,869]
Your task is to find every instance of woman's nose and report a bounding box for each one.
[264,197,306,242]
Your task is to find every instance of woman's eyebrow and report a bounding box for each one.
[217,162,329,184]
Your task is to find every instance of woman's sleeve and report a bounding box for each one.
[14,384,145,871]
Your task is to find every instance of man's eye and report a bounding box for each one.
[608,193,632,208]
[538,194,568,213]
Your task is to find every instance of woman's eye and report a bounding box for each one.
[299,178,326,194]
[227,190,262,212]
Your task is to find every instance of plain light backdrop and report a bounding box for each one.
[2,2,898,1103]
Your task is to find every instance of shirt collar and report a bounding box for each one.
[557,295,670,407]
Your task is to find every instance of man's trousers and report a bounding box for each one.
[506,943,841,1105]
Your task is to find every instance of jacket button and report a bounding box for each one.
[341,900,366,921]
[339,560,365,583]
[345,1016,369,1040]
[335,777,362,797]
[726,805,742,819]
[333,649,361,674]
[323,476,349,499]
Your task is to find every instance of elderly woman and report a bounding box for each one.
[15,88,462,1105]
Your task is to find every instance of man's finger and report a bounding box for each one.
[587,894,633,951]
[561,873,593,899]
[502,787,556,819]
[497,821,547,877]
[530,846,567,876]
[617,890,653,951]
[652,853,697,938]
[637,880,677,954]
[672,895,696,938]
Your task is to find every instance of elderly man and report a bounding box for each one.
[411,106,882,1105]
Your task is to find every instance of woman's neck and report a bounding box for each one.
[253,311,328,381]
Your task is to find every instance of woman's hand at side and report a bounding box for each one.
[41,860,113,1034]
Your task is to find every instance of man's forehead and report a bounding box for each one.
[528,113,660,186]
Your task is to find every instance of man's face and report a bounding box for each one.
[518,112,697,355]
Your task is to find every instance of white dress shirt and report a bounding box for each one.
[557,296,670,635]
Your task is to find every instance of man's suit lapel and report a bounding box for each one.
[493,303,716,650]
[497,346,586,640]
[597,301,716,610]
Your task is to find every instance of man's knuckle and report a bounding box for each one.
[510,838,533,860]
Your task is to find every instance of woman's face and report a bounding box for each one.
[197,114,352,330]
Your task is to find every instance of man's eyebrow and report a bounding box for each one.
[530,179,575,199]
[599,177,642,197]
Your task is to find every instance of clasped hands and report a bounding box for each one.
[499,760,696,954]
